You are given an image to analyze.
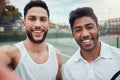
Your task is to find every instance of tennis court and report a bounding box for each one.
[0,37,120,63]
[46,37,120,63]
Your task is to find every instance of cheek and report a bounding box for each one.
[90,28,99,35]
[73,33,81,40]
[25,27,30,31]
[93,30,99,36]
[44,23,49,28]
[23,21,33,29]
[25,24,33,31]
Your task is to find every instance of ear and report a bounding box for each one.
[22,19,26,29]
[48,21,51,27]
[72,30,75,38]
[47,21,51,30]
[98,26,101,36]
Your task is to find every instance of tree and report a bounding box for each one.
[0,5,22,25]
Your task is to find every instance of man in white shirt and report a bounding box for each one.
[63,7,120,80]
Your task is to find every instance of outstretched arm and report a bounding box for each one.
[0,45,12,67]
[0,67,21,80]
[0,45,19,69]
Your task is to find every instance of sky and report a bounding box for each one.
[9,0,120,25]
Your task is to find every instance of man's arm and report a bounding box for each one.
[0,45,12,67]
[55,48,63,80]
[0,67,21,80]
[0,45,19,69]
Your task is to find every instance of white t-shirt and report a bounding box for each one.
[63,41,120,80]
[14,41,58,80]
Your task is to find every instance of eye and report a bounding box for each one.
[40,17,47,22]
[73,26,82,32]
[75,28,82,32]
[86,24,94,29]
[28,17,36,21]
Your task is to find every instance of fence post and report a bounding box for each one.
[117,37,119,48]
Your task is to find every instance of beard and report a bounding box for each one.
[77,33,99,52]
[26,29,48,43]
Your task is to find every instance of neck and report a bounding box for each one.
[23,39,47,53]
[81,42,101,63]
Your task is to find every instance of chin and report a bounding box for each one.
[81,44,96,52]
[84,48,94,52]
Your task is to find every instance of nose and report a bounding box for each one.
[35,20,41,28]
[81,28,90,38]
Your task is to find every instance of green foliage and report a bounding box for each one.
[0,5,22,24]
[0,31,26,42]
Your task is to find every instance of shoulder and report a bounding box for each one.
[0,45,16,53]
[54,48,63,66]
[110,46,120,56]
[47,43,63,66]
[0,45,20,68]
[101,41,120,56]
[54,48,63,80]
[0,45,20,58]
[64,55,74,68]
[101,41,120,52]
[64,48,80,68]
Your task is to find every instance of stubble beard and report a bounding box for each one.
[26,30,48,44]
[77,33,99,52]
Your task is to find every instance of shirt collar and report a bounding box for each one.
[100,41,113,59]
[73,41,113,62]
[73,48,84,62]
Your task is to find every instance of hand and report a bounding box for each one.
[0,67,21,80]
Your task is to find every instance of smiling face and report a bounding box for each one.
[73,16,100,52]
[22,7,50,43]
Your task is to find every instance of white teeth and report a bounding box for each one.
[34,31,42,33]
[83,39,91,42]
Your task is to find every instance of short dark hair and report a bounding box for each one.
[69,7,98,31]
[24,0,49,19]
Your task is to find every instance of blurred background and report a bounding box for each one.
[0,0,120,63]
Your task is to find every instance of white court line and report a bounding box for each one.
[62,54,71,58]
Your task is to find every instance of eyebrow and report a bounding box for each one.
[73,23,94,29]
[40,16,48,19]
[28,15,48,18]
[85,23,94,27]
[73,26,81,29]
